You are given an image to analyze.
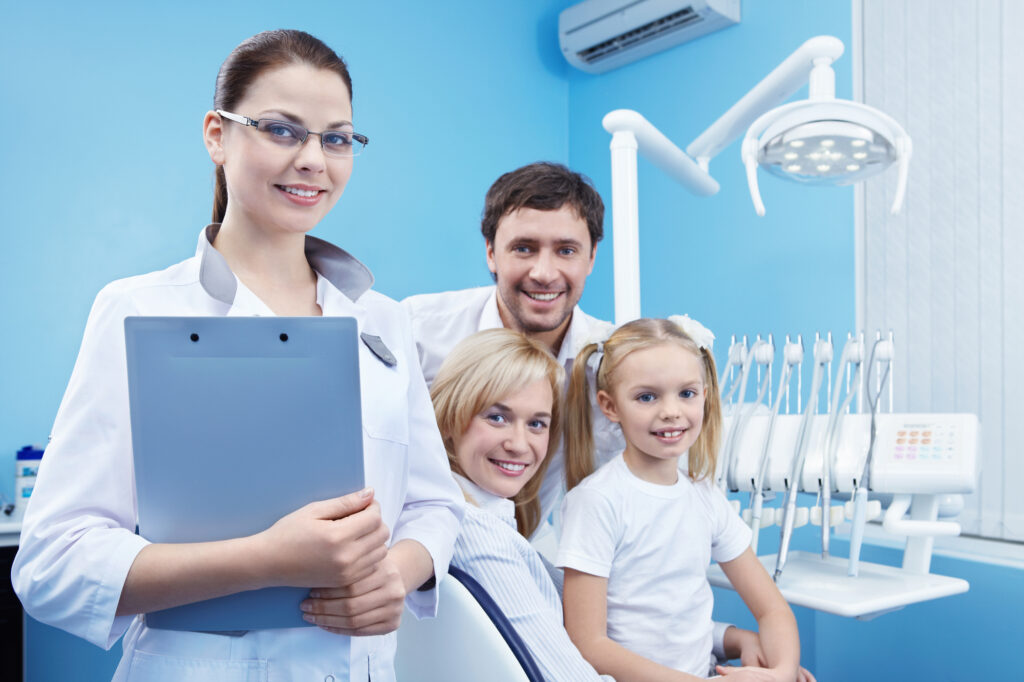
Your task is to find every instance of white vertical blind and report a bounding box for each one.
[859,0,1023,542]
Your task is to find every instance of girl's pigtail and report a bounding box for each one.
[565,343,599,491]
[689,346,723,481]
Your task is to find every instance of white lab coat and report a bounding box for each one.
[12,225,465,682]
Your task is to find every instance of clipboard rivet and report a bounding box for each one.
[190,333,199,342]
[279,333,289,342]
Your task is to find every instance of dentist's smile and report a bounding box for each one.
[276,183,326,205]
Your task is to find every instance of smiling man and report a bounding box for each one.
[403,162,623,525]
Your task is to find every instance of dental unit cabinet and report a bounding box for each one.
[707,332,977,620]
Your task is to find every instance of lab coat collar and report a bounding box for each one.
[453,473,516,529]
[478,287,587,366]
[196,224,374,306]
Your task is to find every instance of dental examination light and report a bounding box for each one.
[603,35,911,324]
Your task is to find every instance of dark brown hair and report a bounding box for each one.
[211,30,353,223]
[480,162,604,251]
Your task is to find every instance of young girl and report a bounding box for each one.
[12,30,463,681]
[559,318,806,681]
[430,328,611,681]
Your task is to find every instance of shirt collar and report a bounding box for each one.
[479,286,585,367]
[556,303,591,367]
[196,224,374,306]
[478,287,504,332]
[453,472,516,528]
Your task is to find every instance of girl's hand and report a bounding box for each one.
[714,665,781,681]
[300,556,407,636]
[255,488,390,588]
[715,664,815,682]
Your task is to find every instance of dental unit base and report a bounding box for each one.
[707,412,978,619]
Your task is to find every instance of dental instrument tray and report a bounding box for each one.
[707,551,969,619]
[125,316,365,631]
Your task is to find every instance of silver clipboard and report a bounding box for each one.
[125,316,365,631]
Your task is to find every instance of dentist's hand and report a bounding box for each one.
[300,555,407,636]
[255,488,390,588]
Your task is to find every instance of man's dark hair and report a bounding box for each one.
[481,162,604,250]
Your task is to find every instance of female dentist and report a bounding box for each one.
[11,29,463,682]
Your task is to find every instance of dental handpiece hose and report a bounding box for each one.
[750,356,796,553]
[728,343,773,496]
[775,338,830,582]
[718,340,763,492]
[820,374,860,558]
[848,340,892,577]
[820,338,864,559]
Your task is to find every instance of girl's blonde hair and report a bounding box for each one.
[431,328,565,537]
[565,318,722,490]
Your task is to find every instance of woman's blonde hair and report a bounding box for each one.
[431,329,564,537]
[565,318,722,490]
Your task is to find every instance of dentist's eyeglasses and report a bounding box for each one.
[216,110,368,157]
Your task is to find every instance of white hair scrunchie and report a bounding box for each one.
[668,314,715,351]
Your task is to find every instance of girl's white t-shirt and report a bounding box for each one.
[557,454,751,678]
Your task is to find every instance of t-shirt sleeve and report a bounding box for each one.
[555,486,618,578]
[709,486,752,564]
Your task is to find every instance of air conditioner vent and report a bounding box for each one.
[559,0,739,75]
[577,7,702,64]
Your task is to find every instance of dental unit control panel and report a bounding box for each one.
[707,332,977,619]
[728,413,978,496]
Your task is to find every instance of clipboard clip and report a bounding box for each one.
[361,332,397,367]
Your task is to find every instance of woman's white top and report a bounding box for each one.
[11,225,465,682]
[450,474,610,681]
[556,454,751,678]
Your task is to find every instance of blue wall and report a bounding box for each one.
[4,1,1022,681]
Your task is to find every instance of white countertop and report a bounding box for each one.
[0,520,21,547]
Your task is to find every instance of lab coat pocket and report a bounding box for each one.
[358,342,411,530]
[126,649,268,682]
[358,342,410,446]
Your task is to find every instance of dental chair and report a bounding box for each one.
[395,566,545,682]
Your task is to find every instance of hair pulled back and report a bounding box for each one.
[430,328,564,538]
[211,30,353,223]
[565,318,722,490]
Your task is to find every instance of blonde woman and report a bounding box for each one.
[431,328,611,681]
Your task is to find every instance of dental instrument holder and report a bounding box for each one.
[819,335,865,560]
[717,339,772,493]
[848,334,894,577]
[775,335,831,582]
[708,407,977,619]
[748,337,799,552]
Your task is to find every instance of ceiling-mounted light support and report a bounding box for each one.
[602,35,911,323]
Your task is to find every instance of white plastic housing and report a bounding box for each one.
[722,412,979,495]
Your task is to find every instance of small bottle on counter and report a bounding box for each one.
[12,445,44,521]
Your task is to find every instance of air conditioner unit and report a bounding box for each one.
[558,0,740,74]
